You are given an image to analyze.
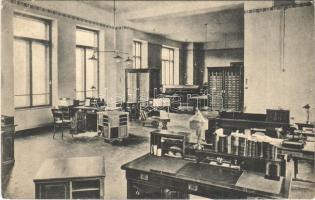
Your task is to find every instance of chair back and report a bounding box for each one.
[59,106,71,120]
[140,110,148,121]
[73,99,80,107]
[51,109,63,122]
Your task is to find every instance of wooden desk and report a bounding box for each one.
[271,139,315,161]
[121,154,291,199]
[34,156,105,199]
[73,106,104,132]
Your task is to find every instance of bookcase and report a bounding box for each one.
[1,116,15,192]
[97,111,128,142]
[150,130,189,158]
[207,63,244,111]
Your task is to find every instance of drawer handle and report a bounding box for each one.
[139,173,148,181]
[188,183,198,192]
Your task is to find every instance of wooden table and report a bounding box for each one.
[34,156,105,199]
[189,95,208,111]
[121,154,291,199]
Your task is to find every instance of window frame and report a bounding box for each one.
[133,40,142,69]
[161,46,175,85]
[75,26,99,101]
[13,13,52,109]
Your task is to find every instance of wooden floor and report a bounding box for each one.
[3,113,315,199]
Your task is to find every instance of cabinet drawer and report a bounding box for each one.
[35,181,70,199]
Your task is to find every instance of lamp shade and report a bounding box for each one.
[89,53,98,60]
[113,53,122,62]
[125,57,133,65]
[189,109,207,130]
[303,104,310,109]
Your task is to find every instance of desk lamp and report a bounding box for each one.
[189,109,207,150]
[303,104,310,124]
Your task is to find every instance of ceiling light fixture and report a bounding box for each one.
[89,0,132,64]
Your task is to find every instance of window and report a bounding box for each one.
[133,41,142,69]
[161,47,177,85]
[13,14,51,108]
[75,27,98,101]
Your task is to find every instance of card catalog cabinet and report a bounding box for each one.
[208,63,244,111]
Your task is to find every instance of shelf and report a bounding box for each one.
[72,188,100,192]
[195,149,267,161]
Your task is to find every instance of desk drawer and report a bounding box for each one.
[126,171,161,184]
[187,181,246,199]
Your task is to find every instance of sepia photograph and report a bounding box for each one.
[1,0,314,199]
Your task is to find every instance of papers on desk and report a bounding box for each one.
[236,171,283,195]
[153,98,171,107]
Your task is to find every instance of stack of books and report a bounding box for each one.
[212,129,278,160]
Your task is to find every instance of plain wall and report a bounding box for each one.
[244,5,315,122]
[203,48,244,83]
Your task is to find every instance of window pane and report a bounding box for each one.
[86,49,97,98]
[165,61,170,85]
[76,28,97,47]
[162,61,165,85]
[139,73,149,100]
[136,58,141,69]
[170,50,174,61]
[127,73,137,102]
[136,43,141,56]
[14,15,49,40]
[14,39,30,107]
[76,48,85,101]
[169,62,174,85]
[162,48,168,60]
[133,58,136,69]
[32,42,50,106]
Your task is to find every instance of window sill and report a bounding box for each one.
[15,105,52,111]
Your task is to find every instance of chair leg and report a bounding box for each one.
[61,124,64,139]
[53,125,56,139]
[70,123,74,138]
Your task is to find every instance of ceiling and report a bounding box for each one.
[83,1,245,42]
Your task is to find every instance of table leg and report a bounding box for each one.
[293,158,298,179]
[162,121,168,130]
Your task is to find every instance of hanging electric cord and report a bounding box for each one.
[280,8,286,72]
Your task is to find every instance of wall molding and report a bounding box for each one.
[6,0,116,29]
[5,0,161,33]
[244,1,313,14]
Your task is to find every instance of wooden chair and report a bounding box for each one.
[140,110,160,128]
[51,108,72,139]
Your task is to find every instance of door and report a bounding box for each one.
[126,69,155,102]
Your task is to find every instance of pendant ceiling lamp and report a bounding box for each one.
[89,0,132,65]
